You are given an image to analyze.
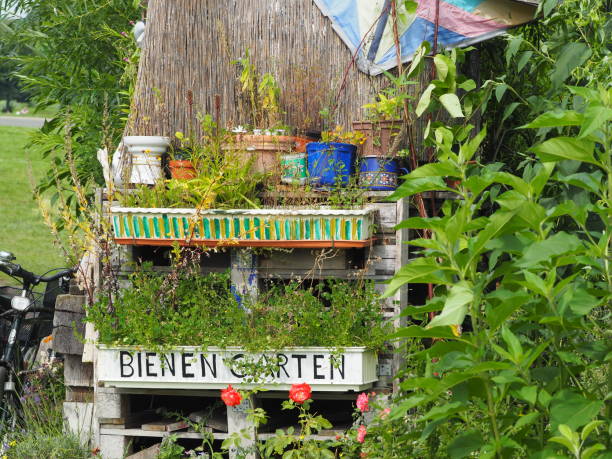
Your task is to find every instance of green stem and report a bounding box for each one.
[484,377,502,458]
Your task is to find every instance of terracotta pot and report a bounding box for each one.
[224,134,294,175]
[168,159,196,180]
[352,120,402,157]
[294,136,316,153]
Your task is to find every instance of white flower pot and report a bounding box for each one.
[123,136,171,184]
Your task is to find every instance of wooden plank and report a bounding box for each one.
[189,409,228,432]
[366,202,396,233]
[65,386,94,403]
[125,444,161,459]
[64,355,93,387]
[141,419,189,432]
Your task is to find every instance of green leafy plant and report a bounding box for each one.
[380,79,610,457]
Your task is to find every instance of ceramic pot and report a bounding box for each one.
[352,120,401,157]
[168,160,196,180]
[359,156,408,191]
[224,134,294,175]
[306,142,356,189]
[123,136,171,184]
[281,153,307,185]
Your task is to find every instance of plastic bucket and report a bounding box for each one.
[306,142,356,188]
[281,153,307,185]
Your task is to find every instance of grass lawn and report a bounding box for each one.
[0,126,66,285]
[0,100,59,118]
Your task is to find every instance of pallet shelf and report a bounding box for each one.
[83,188,411,458]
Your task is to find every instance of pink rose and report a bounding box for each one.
[357,424,367,443]
[356,392,369,412]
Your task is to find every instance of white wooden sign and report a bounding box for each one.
[97,346,377,391]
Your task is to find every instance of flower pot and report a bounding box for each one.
[352,120,401,157]
[225,134,294,175]
[359,156,408,191]
[280,153,307,185]
[306,142,357,189]
[168,159,196,180]
[294,136,316,153]
[110,206,375,248]
[123,136,171,184]
[97,345,378,391]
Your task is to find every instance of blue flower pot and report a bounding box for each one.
[306,142,356,188]
[359,156,408,191]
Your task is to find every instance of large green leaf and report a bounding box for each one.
[579,105,612,138]
[409,162,461,178]
[427,281,473,328]
[440,93,464,118]
[391,325,457,340]
[416,83,436,117]
[389,176,450,199]
[466,210,518,268]
[522,110,583,128]
[516,232,583,267]
[448,430,484,459]
[550,390,603,431]
[382,257,455,297]
[550,42,592,87]
[530,137,597,166]
[485,290,531,330]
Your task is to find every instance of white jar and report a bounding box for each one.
[123,136,171,184]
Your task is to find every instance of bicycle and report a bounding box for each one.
[0,250,75,428]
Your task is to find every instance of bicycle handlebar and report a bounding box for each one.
[0,261,76,285]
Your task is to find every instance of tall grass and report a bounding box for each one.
[1,361,95,459]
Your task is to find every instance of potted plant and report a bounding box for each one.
[123,135,171,185]
[228,51,294,177]
[167,132,197,180]
[306,127,365,189]
[358,156,408,191]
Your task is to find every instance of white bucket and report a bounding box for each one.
[123,136,171,184]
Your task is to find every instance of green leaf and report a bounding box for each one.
[501,326,523,362]
[416,83,436,117]
[403,0,418,14]
[548,435,576,453]
[427,281,473,328]
[515,385,538,405]
[550,390,604,431]
[391,325,458,340]
[389,176,450,199]
[557,171,603,195]
[530,137,598,166]
[485,291,531,330]
[495,83,507,102]
[447,430,484,459]
[566,288,602,316]
[466,210,518,268]
[458,79,476,91]
[434,54,451,81]
[440,93,464,118]
[516,51,533,72]
[582,444,606,459]
[550,42,592,87]
[506,35,523,66]
[516,232,583,267]
[460,126,487,162]
[579,105,612,138]
[502,102,520,124]
[419,401,465,422]
[581,420,604,441]
[522,110,583,128]
[409,162,461,178]
[382,257,455,297]
[513,412,541,431]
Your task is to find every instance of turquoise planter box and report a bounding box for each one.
[110,207,375,248]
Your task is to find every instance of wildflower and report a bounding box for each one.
[450,324,462,337]
[356,392,369,412]
[123,57,130,62]
[220,385,242,406]
[91,447,100,455]
[8,442,15,447]
[357,425,367,443]
[129,20,135,25]
[42,335,53,344]
[120,31,128,37]
[380,407,391,419]
[289,382,312,404]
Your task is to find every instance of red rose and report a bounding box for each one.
[220,384,242,406]
[289,382,312,404]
